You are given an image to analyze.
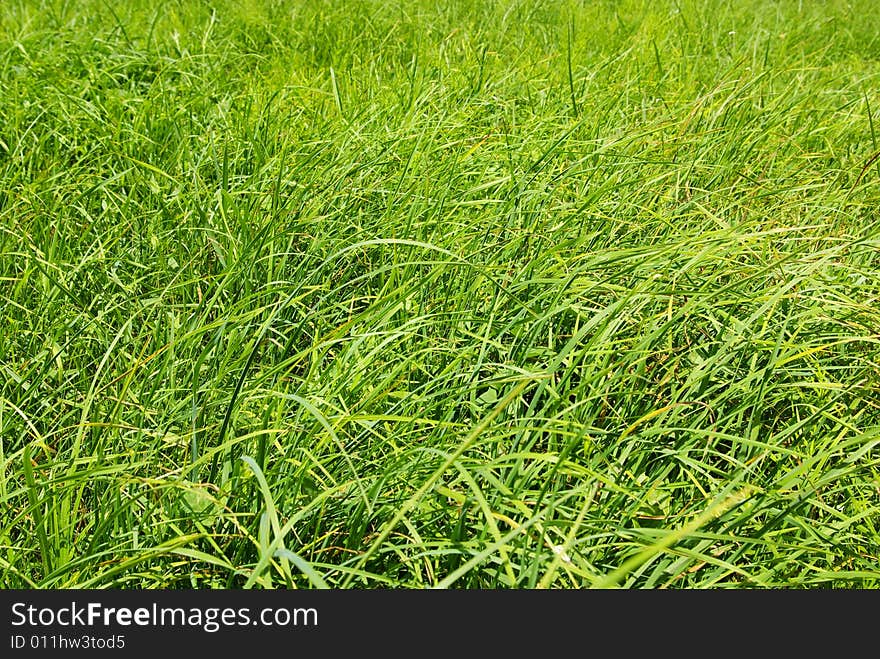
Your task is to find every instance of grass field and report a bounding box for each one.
[2,0,879,588]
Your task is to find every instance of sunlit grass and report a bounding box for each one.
[1,0,879,588]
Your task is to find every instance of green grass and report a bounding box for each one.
[1,0,879,588]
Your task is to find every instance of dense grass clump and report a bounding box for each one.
[1,0,879,588]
